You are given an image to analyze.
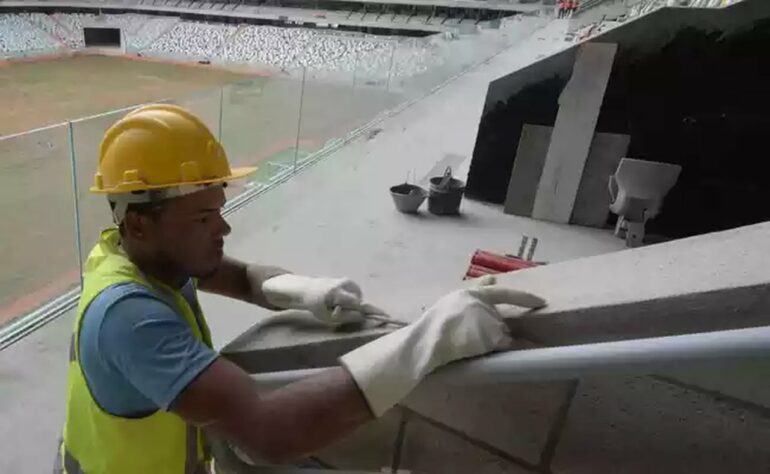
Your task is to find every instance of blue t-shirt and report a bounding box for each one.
[78,281,218,417]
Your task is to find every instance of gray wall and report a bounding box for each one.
[504,124,630,228]
[482,0,770,117]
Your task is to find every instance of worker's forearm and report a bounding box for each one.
[245,263,291,309]
[258,367,373,461]
[199,257,289,310]
[208,366,373,463]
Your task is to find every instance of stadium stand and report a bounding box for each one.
[219,24,438,75]
[129,16,179,49]
[54,12,148,36]
[0,14,59,52]
[21,12,82,48]
[1,11,441,77]
[145,21,238,59]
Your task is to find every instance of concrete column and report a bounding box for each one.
[532,42,617,224]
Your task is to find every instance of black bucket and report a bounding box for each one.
[428,167,465,215]
[390,183,428,214]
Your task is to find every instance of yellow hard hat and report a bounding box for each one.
[91,104,255,194]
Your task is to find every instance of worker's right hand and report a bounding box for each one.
[261,274,367,326]
[339,285,546,417]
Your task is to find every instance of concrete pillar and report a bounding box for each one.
[532,42,617,224]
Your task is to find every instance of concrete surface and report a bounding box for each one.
[0,309,72,474]
[403,377,573,464]
[398,415,537,474]
[504,124,551,217]
[503,124,629,226]
[656,360,770,409]
[220,313,392,373]
[552,376,770,473]
[570,130,628,227]
[532,42,617,224]
[492,221,770,344]
[315,408,405,470]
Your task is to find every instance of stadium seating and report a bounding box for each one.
[219,24,438,77]
[0,14,59,53]
[55,13,148,38]
[146,21,238,59]
[2,11,439,80]
[128,16,179,49]
[23,12,84,48]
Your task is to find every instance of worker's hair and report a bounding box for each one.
[109,199,166,235]
[108,199,165,217]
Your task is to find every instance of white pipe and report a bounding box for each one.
[249,325,770,389]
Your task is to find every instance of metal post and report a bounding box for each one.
[386,43,396,91]
[67,122,84,287]
[292,67,307,172]
[352,49,359,89]
[247,325,770,390]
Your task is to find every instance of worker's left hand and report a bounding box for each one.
[261,274,368,326]
[340,285,546,417]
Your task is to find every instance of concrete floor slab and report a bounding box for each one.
[0,309,73,474]
[551,376,770,474]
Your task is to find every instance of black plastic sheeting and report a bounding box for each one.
[467,20,770,238]
[466,76,565,204]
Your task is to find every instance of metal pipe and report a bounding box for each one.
[249,325,770,390]
[292,66,307,173]
[67,122,85,286]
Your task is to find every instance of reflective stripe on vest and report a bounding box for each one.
[61,228,213,474]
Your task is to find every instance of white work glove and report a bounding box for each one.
[261,274,368,325]
[339,286,546,417]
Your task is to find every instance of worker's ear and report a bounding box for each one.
[121,210,156,242]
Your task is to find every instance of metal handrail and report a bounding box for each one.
[248,325,770,389]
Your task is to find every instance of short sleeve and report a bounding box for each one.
[98,295,219,410]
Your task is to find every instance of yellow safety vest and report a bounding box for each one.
[60,228,213,473]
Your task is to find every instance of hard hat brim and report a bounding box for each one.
[90,166,257,194]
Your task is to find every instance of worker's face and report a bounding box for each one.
[139,187,231,279]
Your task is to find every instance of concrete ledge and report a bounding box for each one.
[221,311,392,373]
[495,222,770,344]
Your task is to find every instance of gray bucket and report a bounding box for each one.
[428,167,465,215]
[390,183,428,214]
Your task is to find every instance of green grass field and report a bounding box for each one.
[0,54,400,325]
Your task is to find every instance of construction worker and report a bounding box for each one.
[570,0,580,17]
[57,104,545,473]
